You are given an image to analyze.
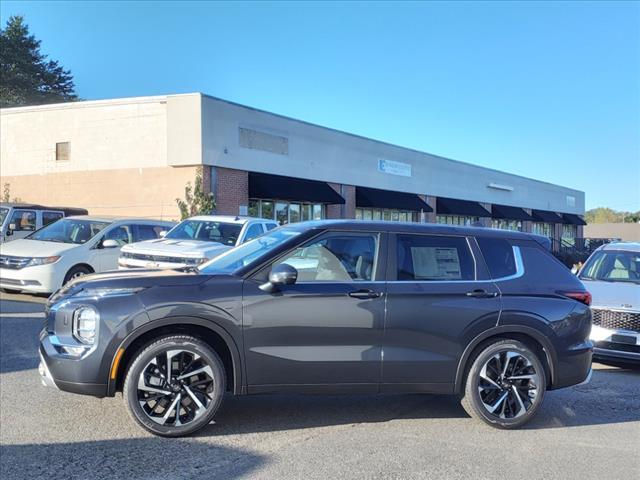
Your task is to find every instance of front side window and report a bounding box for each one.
[580,250,640,284]
[243,223,264,242]
[27,219,110,244]
[273,233,378,282]
[165,220,242,246]
[104,225,134,246]
[9,210,36,231]
[42,211,64,227]
[397,234,475,281]
[134,224,167,242]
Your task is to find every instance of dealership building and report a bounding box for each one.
[0,92,585,244]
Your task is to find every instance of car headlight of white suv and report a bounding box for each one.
[26,256,61,267]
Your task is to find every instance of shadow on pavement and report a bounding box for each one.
[0,438,267,480]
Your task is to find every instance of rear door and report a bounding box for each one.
[7,209,36,241]
[382,233,501,391]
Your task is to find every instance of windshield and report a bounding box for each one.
[579,250,640,284]
[198,228,301,274]
[165,220,242,246]
[0,208,8,226]
[27,218,110,244]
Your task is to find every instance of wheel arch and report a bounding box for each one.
[454,325,558,394]
[107,316,243,396]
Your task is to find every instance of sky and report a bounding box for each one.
[1,1,639,211]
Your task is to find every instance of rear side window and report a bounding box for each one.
[477,237,517,279]
[396,234,475,281]
[243,223,264,242]
[42,211,64,227]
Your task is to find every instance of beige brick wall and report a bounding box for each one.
[1,165,200,221]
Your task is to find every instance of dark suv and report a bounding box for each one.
[39,221,592,436]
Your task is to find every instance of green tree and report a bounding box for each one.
[175,173,215,220]
[0,15,78,108]
[584,207,622,224]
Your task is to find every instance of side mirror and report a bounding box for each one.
[159,231,167,238]
[8,223,17,234]
[259,263,298,292]
[102,239,119,249]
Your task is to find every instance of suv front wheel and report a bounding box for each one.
[123,335,225,437]
[460,339,547,429]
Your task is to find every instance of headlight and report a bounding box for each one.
[72,306,99,345]
[184,257,209,266]
[72,287,146,298]
[27,256,60,267]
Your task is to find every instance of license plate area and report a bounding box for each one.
[611,334,636,345]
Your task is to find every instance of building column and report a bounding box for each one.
[423,195,437,223]
[213,166,249,216]
[326,183,355,219]
[522,209,533,233]
[480,202,492,227]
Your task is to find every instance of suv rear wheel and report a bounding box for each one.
[123,335,225,437]
[460,339,546,429]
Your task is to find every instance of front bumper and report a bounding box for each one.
[0,264,61,293]
[590,324,640,363]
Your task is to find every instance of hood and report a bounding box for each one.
[50,267,218,304]
[0,238,81,257]
[581,279,640,311]
[121,238,232,258]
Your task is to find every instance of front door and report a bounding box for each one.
[242,231,386,391]
[383,233,501,391]
[97,224,134,271]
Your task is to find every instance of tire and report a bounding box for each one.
[123,335,226,437]
[63,265,92,285]
[460,339,547,429]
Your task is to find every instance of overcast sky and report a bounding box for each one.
[2,1,639,211]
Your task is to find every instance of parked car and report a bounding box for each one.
[118,215,278,270]
[0,202,88,243]
[579,241,640,363]
[38,221,592,436]
[0,216,174,294]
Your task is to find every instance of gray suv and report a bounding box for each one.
[39,221,593,436]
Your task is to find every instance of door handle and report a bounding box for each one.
[466,289,498,298]
[348,289,381,299]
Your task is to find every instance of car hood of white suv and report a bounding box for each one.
[121,238,233,259]
[581,278,639,311]
[0,238,81,258]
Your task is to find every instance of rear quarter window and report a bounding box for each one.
[477,237,517,279]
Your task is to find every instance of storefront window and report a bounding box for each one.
[289,203,301,223]
[249,199,324,224]
[355,208,416,222]
[532,222,552,238]
[437,215,480,226]
[562,224,578,245]
[491,219,523,231]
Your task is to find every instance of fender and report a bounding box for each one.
[106,314,244,396]
[453,324,558,394]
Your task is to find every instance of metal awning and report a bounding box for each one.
[248,172,345,204]
[561,213,587,226]
[436,197,490,217]
[531,209,563,223]
[355,187,432,212]
[491,204,533,221]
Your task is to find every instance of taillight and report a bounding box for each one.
[558,290,592,306]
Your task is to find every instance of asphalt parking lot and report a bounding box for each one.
[1,293,639,480]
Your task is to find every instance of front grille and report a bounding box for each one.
[592,308,640,333]
[0,255,31,270]
[122,252,188,264]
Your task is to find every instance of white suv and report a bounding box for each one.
[118,215,278,270]
[0,216,174,294]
